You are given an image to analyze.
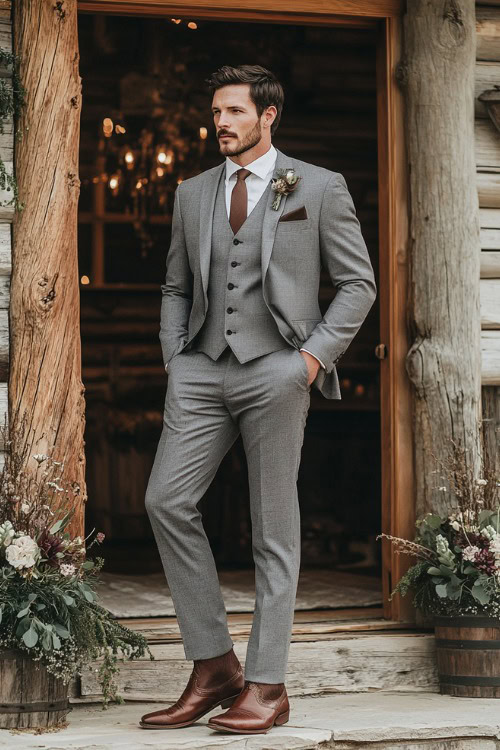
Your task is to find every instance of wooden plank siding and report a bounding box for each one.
[0,11,13,461]
[477,4,500,477]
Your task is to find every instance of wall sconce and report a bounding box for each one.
[479,85,500,134]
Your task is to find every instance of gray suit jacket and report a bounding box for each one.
[160,147,377,399]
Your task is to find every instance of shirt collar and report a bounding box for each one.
[225,144,277,183]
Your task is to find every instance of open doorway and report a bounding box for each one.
[77,14,382,622]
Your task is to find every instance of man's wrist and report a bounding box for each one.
[300,348,326,370]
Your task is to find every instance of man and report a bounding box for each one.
[141,65,376,734]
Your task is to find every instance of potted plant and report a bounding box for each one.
[0,415,153,730]
[379,438,500,697]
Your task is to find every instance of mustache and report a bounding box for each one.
[217,131,238,138]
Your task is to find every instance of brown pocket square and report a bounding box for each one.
[278,206,308,222]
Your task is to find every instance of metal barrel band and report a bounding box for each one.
[438,674,500,686]
[436,638,500,649]
[0,699,69,713]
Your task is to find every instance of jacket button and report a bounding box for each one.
[233,238,242,245]
[227,307,233,314]
[227,283,234,290]
[226,329,233,335]
[231,261,238,267]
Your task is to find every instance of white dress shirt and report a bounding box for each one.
[165,145,325,372]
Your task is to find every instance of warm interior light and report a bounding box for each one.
[199,127,208,140]
[116,124,126,134]
[136,180,143,190]
[102,118,113,137]
[187,21,198,29]
[80,275,90,285]
[156,167,164,177]
[171,18,181,24]
[124,151,134,164]
[109,176,119,190]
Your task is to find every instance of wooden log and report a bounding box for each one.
[403,0,482,517]
[481,279,500,327]
[481,229,500,249]
[0,648,71,729]
[481,251,500,277]
[481,331,500,384]
[11,0,85,537]
[475,119,500,169]
[480,208,500,229]
[475,62,500,119]
[478,172,500,208]
[476,6,500,61]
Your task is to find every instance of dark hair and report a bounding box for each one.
[206,65,284,135]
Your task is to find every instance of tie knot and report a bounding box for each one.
[236,168,251,182]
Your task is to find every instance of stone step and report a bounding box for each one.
[3,691,500,750]
[73,630,439,702]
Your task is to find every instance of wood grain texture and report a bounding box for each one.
[11,0,86,537]
[476,6,500,60]
[77,634,438,702]
[0,649,69,729]
[403,0,482,519]
[475,61,500,119]
[476,119,500,169]
[478,172,500,208]
[481,279,500,327]
[481,251,500,277]
[77,0,403,20]
[481,330,500,384]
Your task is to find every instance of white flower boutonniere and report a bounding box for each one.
[271,169,301,210]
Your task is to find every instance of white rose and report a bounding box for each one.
[5,535,39,569]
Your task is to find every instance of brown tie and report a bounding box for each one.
[229,168,251,235]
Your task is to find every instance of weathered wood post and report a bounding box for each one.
[11,0,85,536]
[402,0,482,518]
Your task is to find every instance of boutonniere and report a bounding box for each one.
[270,169,301,210]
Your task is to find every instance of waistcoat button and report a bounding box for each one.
[227,307,233,314]
[227,283,234,290]
[233,239,241,245]
[226,329,233,335]
[231,261,238,267]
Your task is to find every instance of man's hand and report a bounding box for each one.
[300,350,321,385]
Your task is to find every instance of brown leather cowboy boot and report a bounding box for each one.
[207,680,290,734]
[139,647,244,729]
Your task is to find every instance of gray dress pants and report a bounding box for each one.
[145,345,311,683]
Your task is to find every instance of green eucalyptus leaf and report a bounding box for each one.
[427,567,442,576]
[81,561,94,570]
[471,585,490,605]
[52,633,61,650]
[435,583,448,598]
[62,594,75,606]
[49,519,64,534]
[22,627,38,647]
[53,623,70,638]
[425,515,443,529]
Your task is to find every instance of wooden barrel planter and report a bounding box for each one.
[0,649,71,729]
[434,615,500,697]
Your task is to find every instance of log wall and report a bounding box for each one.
[0,7,14,468]
[476,4,500,473]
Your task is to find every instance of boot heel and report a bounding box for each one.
[275,709,289,726]
[220,696,236,709]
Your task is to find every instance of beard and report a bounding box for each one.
[218,118,262,157]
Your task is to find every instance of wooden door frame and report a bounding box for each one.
[77,0,414,623]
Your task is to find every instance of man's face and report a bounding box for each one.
[211,84,264,157]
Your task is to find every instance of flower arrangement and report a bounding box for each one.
[378,438,500,618]
[0,414,153,707]
[270,168,301,210]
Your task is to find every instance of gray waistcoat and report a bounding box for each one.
[191,168,289,363]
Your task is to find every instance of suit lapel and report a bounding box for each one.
[199,162,225,308]
[261,148,294,282]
